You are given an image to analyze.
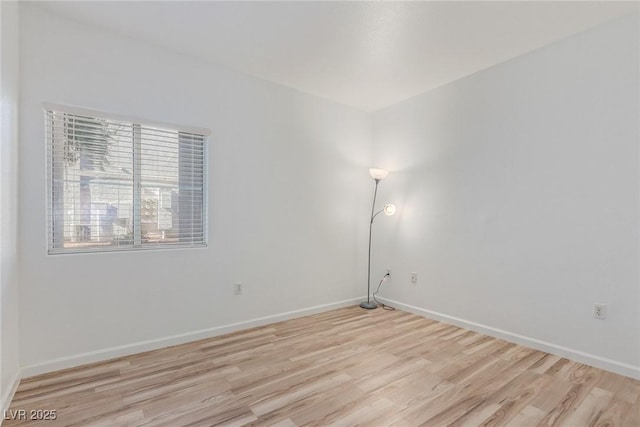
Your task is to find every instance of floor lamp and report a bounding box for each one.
[360,168,396,309]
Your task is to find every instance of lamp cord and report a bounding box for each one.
[373,273,395,311]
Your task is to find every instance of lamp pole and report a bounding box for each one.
[361,178,381,309]
[360,168,395,310]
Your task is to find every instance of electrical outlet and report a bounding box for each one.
[410,272,417,284]
[234,282,242,295]
[593,304,606,320]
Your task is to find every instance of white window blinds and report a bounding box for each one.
[46,107,207,254]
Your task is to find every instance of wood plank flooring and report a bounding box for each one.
[5,307,639,426]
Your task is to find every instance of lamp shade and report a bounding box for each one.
[369,168,389,180]
[383,204,397,216]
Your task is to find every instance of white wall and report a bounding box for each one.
[18,4,372,373]
[0,0,21,411]
[373,15,640,378]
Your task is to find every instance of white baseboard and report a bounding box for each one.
[378,297,640,380]
[23,295,636,381]
[21,297,363,378]
[1,369,22,425]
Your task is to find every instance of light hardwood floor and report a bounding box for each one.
[5,307,639,426]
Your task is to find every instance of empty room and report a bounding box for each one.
[1,1,639,426]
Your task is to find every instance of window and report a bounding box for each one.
[46,105,208,254]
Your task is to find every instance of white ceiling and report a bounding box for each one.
[36,1,638,112]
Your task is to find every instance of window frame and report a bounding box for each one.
[44,103,210,255]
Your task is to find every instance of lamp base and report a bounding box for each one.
[359,301,378,310]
